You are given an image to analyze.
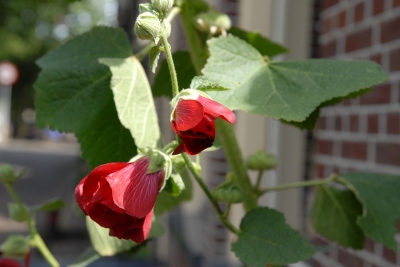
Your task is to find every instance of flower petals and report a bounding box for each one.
[197,95,236,124]
[174,99,204,131]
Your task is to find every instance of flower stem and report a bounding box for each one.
[160,34,180,97]
[215,120,258,211]
[258,175,337,196]
[182,153,240,234]
[3,183,60,267]
[254,170,264,192]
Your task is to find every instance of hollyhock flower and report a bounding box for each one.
[75,149,172,243]
[0,258,22,267]
[170,89,236,155]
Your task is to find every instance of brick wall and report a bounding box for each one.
[313,0,400,266]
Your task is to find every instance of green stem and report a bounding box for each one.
[222,203,231,218]
[216,120,258,211]
[254,170,264,192]
[160,34,180,97]
[162,140,178,154]
[3,183,60,267]
[258,175,337,196]
[182,153,240,234]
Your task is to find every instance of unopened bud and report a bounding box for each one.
[246,150,277,171]
[134,12,161,41]
[139,3,158,15]
[0,235,30,258]
[194,11,231,34]
[0,164,16,184]
[161,20,171,38]
[151,0,174,16]
[212,173,244,204]
[171,155,186,173]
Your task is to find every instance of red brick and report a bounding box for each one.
[346,28,372,52]
[318,140,333,155]
[387,113,400,134]
[370,54,382,65]
[364,238,375,252]
[376,143,400,166]
[381,15,400,43]
[350,115,359,132]
[318,116,327,129]
[383,246,397,264]
[390,48,400,71]
[368,114,379,133]
[354,3,364,23]
[320,40,337,57]
[360,84,391,105]
[395,0,400,8]
[335,116,341,130]
[322,18,331,34]
[338,11,346,28]
[373,0,385,15]
[323,0,339,9]
[342,141,368,160]
[338,249,364,267]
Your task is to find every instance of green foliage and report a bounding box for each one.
[232,207,314,266]
[99,57,161,148]
[31,198,65,212]
[152,51,197,99]
[163,172,186,197]
[155,168,193,215]
[190,76,238,91]
[34,27,137,168]
[228,26,289,57]
[339,173,400,251]
[311,185,364,249]
[66,248,100,267]
[0,235,30,258]
[203,35,387,126]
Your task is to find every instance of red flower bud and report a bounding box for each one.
[171,90,236,155]
[75,156,166,243]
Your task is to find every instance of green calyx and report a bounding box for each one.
[246,150,277,171]
[152,0,174,18]
[0,235,31,258]
[212,173,245,203]
[135,12,161,42]
[194,11,231,34]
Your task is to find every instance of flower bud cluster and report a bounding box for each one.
[134,0,174,42]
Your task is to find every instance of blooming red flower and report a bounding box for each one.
[0,258,22,267]
[75,156,166,243]
[171,91,236,155]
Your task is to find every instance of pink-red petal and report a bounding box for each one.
[174,99,204,131]
[0,258,22,267]
[196,95,236,124]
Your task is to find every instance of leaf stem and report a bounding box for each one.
[3,183,60,267]
[258,175,337,196]
[215,120,258,211]
[254,170,264,192]
[182,153,240,234]
[160,34,180,97]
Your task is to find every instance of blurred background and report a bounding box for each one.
[0,0,399,267]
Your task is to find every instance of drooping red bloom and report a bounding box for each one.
[0,258,22,267]
[75,156,165,243]
[171,94,236,155]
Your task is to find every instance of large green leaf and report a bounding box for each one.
[155,168,193,215]
[228,26,289,57]
[203,35,388,123]
[232,207,314,266]
[34,27,136,168]
[311,185,364,249]
[339,173,400,251]
[99,57,160,148]
[152,51,196,99]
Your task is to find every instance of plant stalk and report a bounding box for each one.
[160,34,180,97]
[4,183,60,267]
[182,153,240,234]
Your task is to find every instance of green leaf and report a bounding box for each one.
[203,35,388,122]
[149,46,161,73]
[163,172,185,197]
[86,217,137,256]
[282,88,371,130]
[155,168,192,215]
[190,76,238,91]
[311,185,364,249]
[339,172,400,251]
[31,198,65,212]
[228,26,289,57]
[66,247,100,267]
[34,27,136,169]
[232,207,314,266]
[99,57,161,148]
[8,202,27,222]
[152,51,196,99]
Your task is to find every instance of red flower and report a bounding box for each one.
[171,93,236,155]
[75,156,166,243]
[0,258,22,267]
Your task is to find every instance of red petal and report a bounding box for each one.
[174,99,204,131]
[124,209,154,243]
[24,250,31,267]
[197,95,236,124]
[82,162,129,193]
[75,176,87,214]
[172,142,186,155]
[0,258,22,267]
